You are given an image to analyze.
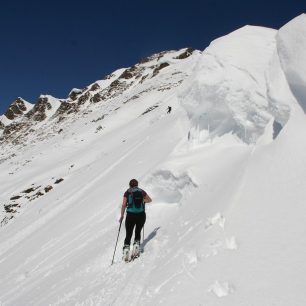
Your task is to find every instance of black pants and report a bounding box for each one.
[124,212,146,246]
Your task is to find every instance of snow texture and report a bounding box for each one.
[0,15,306,306]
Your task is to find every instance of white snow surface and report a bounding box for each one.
[1,15,306,306]
[0,115,12,126]
[21,98,34,112]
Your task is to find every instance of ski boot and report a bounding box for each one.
[131,240,140,260]
[122,244,130,262]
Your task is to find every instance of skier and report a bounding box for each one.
[167,106,172,114]
[120,179,152,261]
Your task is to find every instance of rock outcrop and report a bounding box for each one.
[4,97,32,120]
[0,48,197,147]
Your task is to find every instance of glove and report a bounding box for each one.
[119,216,124,223]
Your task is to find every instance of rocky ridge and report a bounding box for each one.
[0,47,196,152]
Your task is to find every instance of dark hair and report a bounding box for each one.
[129,179,138,187]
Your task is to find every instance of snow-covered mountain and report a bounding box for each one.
[0,48,196,148]
[0,14,306,306]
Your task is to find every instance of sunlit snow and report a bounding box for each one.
[0,14,306,306]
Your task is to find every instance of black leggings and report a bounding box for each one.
[124,212,146,245]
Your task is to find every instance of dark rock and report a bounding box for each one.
[140,55,155,64]
[31,191,44,200]
[95,125,103,133]
[140,56,152,64]
[103,73,115,80]
[119,66,138,79]
[157,52,168,61]
[140,75,148,84]
[69,89,83,101]
[175,48,194,59]
[78,92,91,105]
[23,187,35,193]
[109,80,120,88]
[142,105,159,115]
[26,96,52,122]
[3,122,28,137]
[91,93,103,103]
[159,62,170,69]
[22,186,40,193]
[10,195,22,200]
[1,215,14,226]
[123,95,139,104]
[89,83,100,91]
[97,79,130,101]
[119,70,134,79]
[54,178,64,184]
[4,203,20,213]
[4,97,29,120]
[54,101,79,120]
[152,62,170,77]
[4,207,16,213]
[44,185,53,193]
[140,51,168,64]
[91,115,105,122]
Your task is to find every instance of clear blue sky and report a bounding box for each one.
[0,0,305,115]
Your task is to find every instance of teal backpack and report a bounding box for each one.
[127,187,145,213]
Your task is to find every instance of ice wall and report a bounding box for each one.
[277,14,306,114]
[179,26,277,143]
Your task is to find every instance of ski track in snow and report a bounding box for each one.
[0,137,148,256]
[1,16,306,306]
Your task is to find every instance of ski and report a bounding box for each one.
[131,242,140,259]
[122,246,130,262]
[122,243,142,263]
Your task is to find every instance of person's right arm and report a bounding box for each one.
[119,197,127,222]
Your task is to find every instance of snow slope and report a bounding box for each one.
[0,14,306,306]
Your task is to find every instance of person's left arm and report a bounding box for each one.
[143,191,152,203]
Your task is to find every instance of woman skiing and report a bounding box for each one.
[120,179,152,260]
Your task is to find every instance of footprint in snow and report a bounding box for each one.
[224,236,238,250]
[206,236,238,257]
[204,212,226,231]
[208,280,234,297]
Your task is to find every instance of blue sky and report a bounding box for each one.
[0,0,305,115]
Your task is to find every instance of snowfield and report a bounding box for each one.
[0,14,306,306]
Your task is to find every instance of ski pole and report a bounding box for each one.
[111,219,122,265]
[142,226,145,244]
[141,225,145,253]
